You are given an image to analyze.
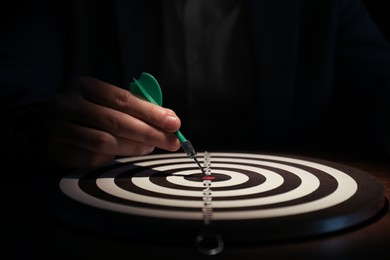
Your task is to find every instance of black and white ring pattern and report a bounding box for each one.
[60,152,364,220]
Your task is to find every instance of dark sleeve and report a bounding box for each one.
[333,0,390,155]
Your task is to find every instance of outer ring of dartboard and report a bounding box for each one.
[58,152,381,221]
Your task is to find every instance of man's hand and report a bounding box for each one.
[44,76,181,169]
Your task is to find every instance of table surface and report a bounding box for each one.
[3,148,390,260]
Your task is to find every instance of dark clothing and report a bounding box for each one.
[1,0,390,164]
[160,0,255,143]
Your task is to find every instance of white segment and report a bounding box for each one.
[118,168,260,197]
[60,177,204,219]
[96,161,318,206]
[60,153,358,220]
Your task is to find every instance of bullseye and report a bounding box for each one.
[60,153,354,219]
[36,152,386,245]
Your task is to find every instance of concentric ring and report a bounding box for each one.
[60,152,361,219]
[36,152,386,244]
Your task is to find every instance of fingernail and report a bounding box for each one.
[165,115,179,131]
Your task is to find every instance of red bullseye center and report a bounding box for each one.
[202,176,215,181]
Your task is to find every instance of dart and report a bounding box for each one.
[129,72,206,175]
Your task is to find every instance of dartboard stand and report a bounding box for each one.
[34,152,386,254]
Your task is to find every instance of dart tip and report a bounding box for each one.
[193,156,207,175]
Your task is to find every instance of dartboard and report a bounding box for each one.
[35,152,386,250]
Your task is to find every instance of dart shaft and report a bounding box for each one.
[180,139,196,158]
[193,156,205,174]
[176,130,187,143]
[180,140,206,175]
[129,74,206,175]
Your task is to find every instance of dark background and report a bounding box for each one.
[1,1,390,40]
[1,2,390,259]
[363,0,390,41]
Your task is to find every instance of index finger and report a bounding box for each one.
[75,76,180,132]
